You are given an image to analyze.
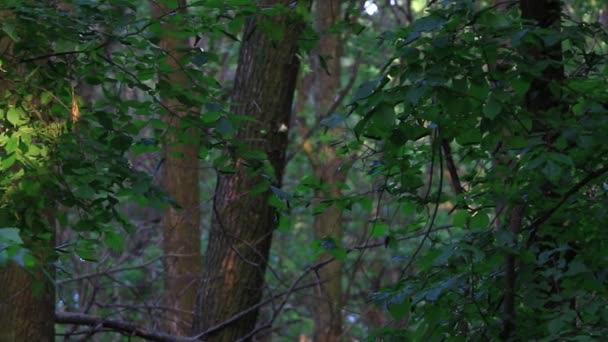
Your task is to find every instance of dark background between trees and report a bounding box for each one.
[1,0,608,341]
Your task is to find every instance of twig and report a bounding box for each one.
[400,131,444,278]
[57,257,161,285]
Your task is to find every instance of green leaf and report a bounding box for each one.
[470,213,489,229]
[75,185,96,200]
[0,228,23,244]
[6,107,28,126]
[400,201,416,216]
[76,244,98,262]
[1,153,16,170]
[483,95,501,119]
[131,142,160,155]
[388,298,410,320]
[40,92,54,105]
[268,194,286,209]
[510,77,530,96]
[216,117,235,137]
[104,231,125,253]
[452,210,469,228]
[364,103,395,139]
[251,179,270,195]
[456,129,481,145]
[202,111,222,124]
[1,22,20,42]
[352,79,379,102]
[564,259,588,276]
[542,160,561,183]
[320,113,346,128]
[412,16,445,32]
[371,222,388,237]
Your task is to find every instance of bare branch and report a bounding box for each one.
[57,257,161,285]
[55,312,192,342]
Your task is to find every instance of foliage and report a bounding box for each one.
[354,1,608,340]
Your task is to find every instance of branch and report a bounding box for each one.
[526,164,608,244]
[20,4,186,63]
[55,312,192,342]
[441,139,464,194]
[350,224,453,251]
[57,257,161,285]
[57,220,453,342]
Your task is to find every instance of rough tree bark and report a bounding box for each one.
[150,1,202,335]
[193,1,305,340]
[0,261,55,342]
[0,236,55,342]
[306,1,346,341]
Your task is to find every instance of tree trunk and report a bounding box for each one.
[500,1,563,339]
[150,1,202,335]
[0,253,55,342]
[308,1,346,341]
[193,1,304,340]
[520,0,563,116]
[0,10,55,341]
[0,265,55,341]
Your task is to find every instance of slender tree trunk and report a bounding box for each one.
[501,1,563,339]
[193,1,305,340]
[150,1,202,335]
[307,1,346,340]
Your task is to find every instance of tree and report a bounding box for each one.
[150,0,202,335]
[502,0,563,338]
[193,1,307,340]
[303,0,347,340]
[0,2,171,340]
[0,8,56,341]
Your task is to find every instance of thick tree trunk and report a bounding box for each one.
[0,259,55,342]
[193,1,304,340]
[150,1,202,335]
[308,1,346,341]
[0,264,55,342]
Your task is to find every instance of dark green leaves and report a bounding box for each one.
[355,103,395,139]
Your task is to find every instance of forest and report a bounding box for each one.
[1,0,607,341]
